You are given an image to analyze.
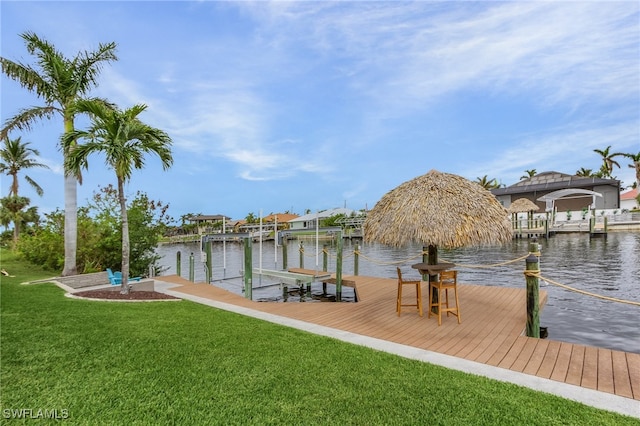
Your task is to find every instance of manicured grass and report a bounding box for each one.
[1,250,637,424]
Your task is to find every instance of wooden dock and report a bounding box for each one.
[155,274,640,401]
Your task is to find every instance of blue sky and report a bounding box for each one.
[1,1,639,221]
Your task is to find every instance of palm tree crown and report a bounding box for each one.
[593,145,625,178]
[476,175,500,190]
[622,151,640,189]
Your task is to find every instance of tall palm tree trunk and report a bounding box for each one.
[118,178,130,295]
[62,175,78,276]
[62,117,78,276]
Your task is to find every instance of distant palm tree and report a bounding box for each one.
[0,136,48,245]
[245,212,257,224]
[476,175,500,190]
[64,101,172,294]
[622,151,640,189]
[1,31,117,276]
[593,146,625,178]
[0,136,49,197]
[520,169,537,180]
[575,167,594,177]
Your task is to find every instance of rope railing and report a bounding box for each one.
[525,269,640,307]
[439,254,530,269]
[357,251,424,265]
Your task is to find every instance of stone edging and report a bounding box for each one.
[64,293,182,303]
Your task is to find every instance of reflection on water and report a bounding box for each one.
[157,233,640,354]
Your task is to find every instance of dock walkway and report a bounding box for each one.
[154,273,640,414]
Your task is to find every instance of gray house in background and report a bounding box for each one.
[491,171,620,213]
[288,208,357,230]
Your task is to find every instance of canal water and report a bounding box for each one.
[156,232,640,354]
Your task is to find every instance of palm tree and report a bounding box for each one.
[520,169,537,180]
[64,101,172,294]
[475,175,500,190]
[622,151,640,189]
[593,146,625,178]
[575,167,594,177]
[1,31,117,275]
[0,136,49,197]
[0,136,48,245]
[0,195,30,247]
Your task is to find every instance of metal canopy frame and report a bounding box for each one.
[537,188,603,213]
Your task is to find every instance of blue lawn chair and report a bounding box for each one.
[106,268,142,285]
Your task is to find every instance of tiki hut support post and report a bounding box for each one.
[525,240,540,338]
[428,244,439,314]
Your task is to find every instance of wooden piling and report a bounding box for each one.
[525,241,540,338]
[282,239,288,270]
[244,238,252,300]
[205,240,212,283]
[189,252,195,282]
[354,244,359,276]
[299,241,304,269]
[322,244,328,294]
[176,251,181,277]
[336,233,343,301]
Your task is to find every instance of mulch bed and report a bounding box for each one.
[73,289,180,301]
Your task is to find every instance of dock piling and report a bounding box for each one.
[525,241,540,338]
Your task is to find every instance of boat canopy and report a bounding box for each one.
[537,189,602,212]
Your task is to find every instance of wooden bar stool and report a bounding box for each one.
[396,267,423,316]
[428,269,461,325]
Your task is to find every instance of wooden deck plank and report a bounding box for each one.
[521,339,550,376]
[156,274,640,401]
[611,350,634,399]
[581,346,599,390]
[497,336,528,369]
[536,340,561,379]
[511,337,539,372]
[627,352,640,400]
[597,348,615,395]
[550,342,573,383]
[565,344,585,386]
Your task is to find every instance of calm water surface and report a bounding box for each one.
[157,233,640,354]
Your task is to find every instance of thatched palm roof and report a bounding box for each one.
[363,170,512,249]
[507,198,540,214]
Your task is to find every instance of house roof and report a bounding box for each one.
[188,214,231,222]
[262,213,299,223]
[289,208,357,222]
[621,188,638,201]
[492,171,619,196]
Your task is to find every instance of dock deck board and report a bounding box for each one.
[156,273,639,401]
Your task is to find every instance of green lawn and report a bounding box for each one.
[1,250,637,425]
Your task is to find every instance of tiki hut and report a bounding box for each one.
[364,170,512,250]
[507,198,540,214]
[508,198,542,233]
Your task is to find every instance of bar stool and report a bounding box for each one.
[428,270,461,325]
[396,267,423,316]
